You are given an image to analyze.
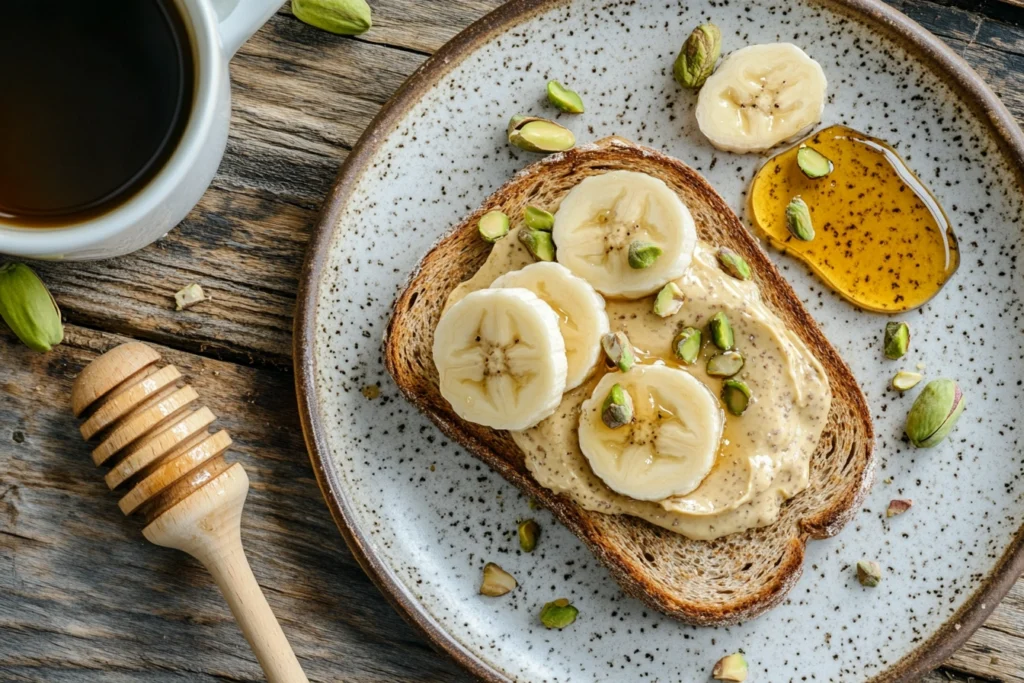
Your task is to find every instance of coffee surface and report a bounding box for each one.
[0,1,194,227]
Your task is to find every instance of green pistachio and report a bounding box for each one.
[507,115,576,153]
[672,327,702,365]
[546,80,585,114]
[292,0,371,35]
[716,247,751,280]
[673,23,722,89]
[601,331,635,372]
[480,562,517,596]
[712,652,748,682]
[518,228,556,261]
[539,598,579,629]
[601,383,634,429]
[856,559,882,587]
[884,321,910,360]
[478,210,510,243]
[708,312,734,350]
[653,282,684,317]
[785,196,815,241]
[0,262,63,352]
[524,205,555,231]
[627,241,662,269]
[706,351,744,378]
[722,379,751,416]
[518,519,540,552]
[905,378,965,447]
[891,370,922,392]
[796,146,834,179]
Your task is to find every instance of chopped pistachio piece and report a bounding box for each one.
[601,383,634,429]
[0,262,63,352]
[539,598,579,629]
[672,327,702,365]
[653,282,684,317]
[712,652,748,682]
[507,115,576,153]
[673,23,722,89]
[524,205,555,231]
[478,210,510,243]
[546,80,585,113]
[708,312,734,350]
[884,321,910,359]
[716,247,751,280]
[518,519,540,552]
[627,241,663,269]
[856,559,882,587]
[480,562,517,596]
[905,378,965,447]
[796,146,834,179]
[707,351,744,378]
[785,196,815,241]
[722,379,750,416]
[886,499,913,517]
[518,228,556,261]
[175,283,207,311]
[891,370,923,392]
[601,331,635,372]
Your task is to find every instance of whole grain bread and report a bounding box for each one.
[384,137,875,625]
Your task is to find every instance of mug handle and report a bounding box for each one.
[218,0,285,57]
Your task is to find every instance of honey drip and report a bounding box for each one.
[749,125,958,312]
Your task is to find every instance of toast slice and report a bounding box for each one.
[384,137,874,625]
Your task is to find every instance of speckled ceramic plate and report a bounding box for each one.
[295,1,1024,680]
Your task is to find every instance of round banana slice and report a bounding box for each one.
[695,43,827,154]
[553,171,697,299]
[490,262,609,391]
[433,288,567,431]
[579,365,724,501]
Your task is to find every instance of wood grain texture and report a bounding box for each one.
[2,0,1024,680]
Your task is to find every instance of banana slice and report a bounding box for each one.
[695,43,827,154]
[578,365,724,501]
[433,288,567,430]
[490,262,609,391]
[553,171,697,299]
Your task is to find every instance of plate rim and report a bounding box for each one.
[293,1,1024,680]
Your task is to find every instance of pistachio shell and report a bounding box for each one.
[480,562,517,596]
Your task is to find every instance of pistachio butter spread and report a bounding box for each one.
[445,227,832,541]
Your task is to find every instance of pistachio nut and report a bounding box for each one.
[905,378,965,447]
[722,379,750,416]
[891,370,922,392]
[292,0,371,35]
[519,228,556,261]
[797,145,834,179]
[673,23,722,90]
[0,262,63,352]
[653,282,684,317]
[601,383,634,429]
[480,562,517,596]
[716,247,751,281]
[672,327,702,365]
[712,652,748,682]
[707,350,744,378]
[507,115,576,153]
[518,518,540,552]
[524,205,555,231]
[601,331,635,372]
[886,499,913,517]
[627,241,663,269]
[884,321,910,360]
[539,598,579,629]
[546,80,585,114]
[478,210,510,243]
[175,283,207,311]
[856,559,882,587]
[785,196,815,241]
[708,311,734,350]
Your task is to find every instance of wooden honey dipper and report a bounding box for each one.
[71,342,309,683]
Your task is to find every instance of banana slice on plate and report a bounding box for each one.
[433,288,567,430]
[553,170,697,299]
[695,43,827,154]
[490,262,609,391]
[579,365,725,501]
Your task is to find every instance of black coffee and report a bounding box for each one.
[0,1,195,228]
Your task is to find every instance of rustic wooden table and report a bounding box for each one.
[2,1,1023,681]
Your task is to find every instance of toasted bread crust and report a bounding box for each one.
[384,137,875,625]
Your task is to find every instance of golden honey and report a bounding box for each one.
[749,125,958,312]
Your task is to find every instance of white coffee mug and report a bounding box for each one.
[0,0,283,261]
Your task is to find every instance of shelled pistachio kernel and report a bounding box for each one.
[884,321,910,359]
[518,519,540,552]
[891,370,922,392]
[905,378,965,448]
[524,205,555,231]
[712,652,748,682]
[653,282,684,317]
[722,379,750,416]
[672,327,701,365]
[856,559,882,587]
[601,331,634,372]
[0,262,63,352]
[707,351,744,378]
[708,311,734,350]
[546,80,584,113]
[175,283,207,311]
[785,196,815,241]
[507,115,575,153]
[539,598,579,629]
[796,145,833,179]
[518,227,556,261]
[601,383,634,429]
[480,562,517,596]
[478,210,510,243]
[716,247,751,280]
[627,241,662,269]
